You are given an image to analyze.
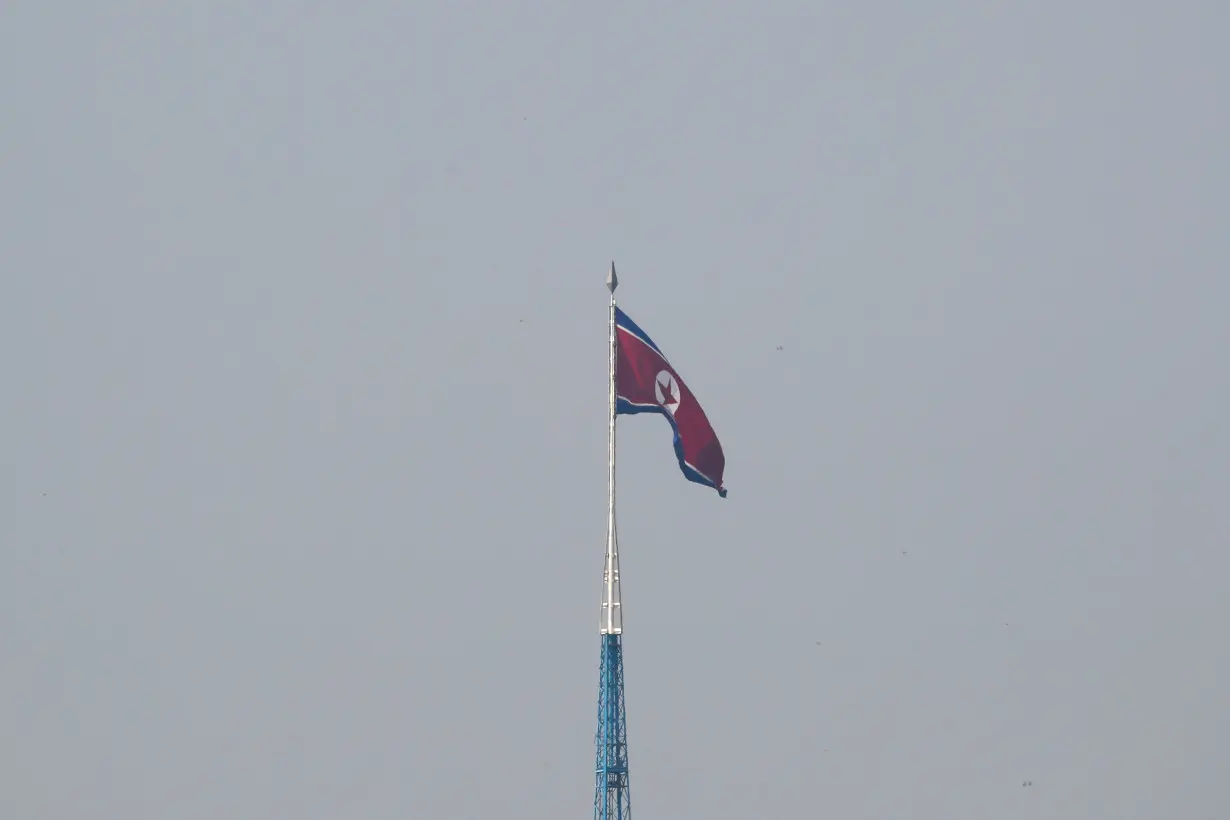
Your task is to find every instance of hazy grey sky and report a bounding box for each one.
[3,2,1227,818]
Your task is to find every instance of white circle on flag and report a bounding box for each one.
[654,370,681,415]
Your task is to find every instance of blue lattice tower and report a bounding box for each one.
[594,263,632,820]
[594,633,630,820]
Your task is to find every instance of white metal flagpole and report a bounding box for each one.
[601,262,622,636]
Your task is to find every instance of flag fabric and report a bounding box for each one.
[614,306,727,497]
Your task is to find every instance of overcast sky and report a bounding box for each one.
[3,3,1227,819]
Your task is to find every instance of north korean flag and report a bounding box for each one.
[615,306,727,497]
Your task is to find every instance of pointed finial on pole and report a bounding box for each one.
[606,261,618,293]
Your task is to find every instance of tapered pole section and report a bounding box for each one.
[602,261,621,635]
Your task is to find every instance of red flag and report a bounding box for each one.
[614,306,726,497]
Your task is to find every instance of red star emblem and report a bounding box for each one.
[657,376,677,407]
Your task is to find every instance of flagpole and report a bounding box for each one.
[594,261,631,820]
[602,261,621,636]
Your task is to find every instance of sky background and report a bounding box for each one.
[3,2,1227,818]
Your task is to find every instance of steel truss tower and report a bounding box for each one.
[595,262,631,820]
